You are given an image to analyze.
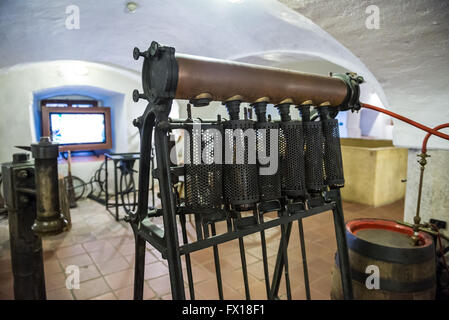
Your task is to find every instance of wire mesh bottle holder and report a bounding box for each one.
[303,121,325,192]
[223,120,259,206]
[322,118,344,188]
[184,123,223,213]
[279,121,307,198]
[256,121,281,202]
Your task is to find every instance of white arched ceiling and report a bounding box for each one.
[281,0,449,150]
[0,1,385,97]
[0,0,391,143]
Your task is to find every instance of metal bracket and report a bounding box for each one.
[331,72,364,112]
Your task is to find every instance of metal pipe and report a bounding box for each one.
[175,55,348,106]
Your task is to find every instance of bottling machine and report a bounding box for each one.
[128,41,364,300]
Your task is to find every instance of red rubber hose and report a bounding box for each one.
[422,124,449,154]
[361,103,449,142]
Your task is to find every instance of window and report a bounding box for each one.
[41,99,98,108]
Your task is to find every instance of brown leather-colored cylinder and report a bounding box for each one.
[175,54,348,106]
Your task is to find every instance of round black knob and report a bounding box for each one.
[132,117,142,128]
[132,89,145,102]
[133,47,149,60]
[133,47,141,60]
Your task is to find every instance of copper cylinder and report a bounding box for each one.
[175,54,348,106]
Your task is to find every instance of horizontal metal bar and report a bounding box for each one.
[179,204,334,255]
[16,187,36,195]
[136,218,167,255]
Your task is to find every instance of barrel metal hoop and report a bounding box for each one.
[335,254,436,293]
[345,230,435,264]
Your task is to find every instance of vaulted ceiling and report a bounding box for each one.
[281,0,449,149]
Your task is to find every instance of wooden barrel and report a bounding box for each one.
[331,218,436,300]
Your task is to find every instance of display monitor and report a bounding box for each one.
[41,106,112,151]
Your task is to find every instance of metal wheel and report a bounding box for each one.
[87,162,106,199]
[65,175,86,201]
[95,161,107,193]
[120,171,137,214]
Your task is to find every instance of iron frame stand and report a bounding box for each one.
[127,41,356,300]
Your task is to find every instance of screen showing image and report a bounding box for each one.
[49,113,106,145]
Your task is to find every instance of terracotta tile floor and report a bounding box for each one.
[0,197,404,300]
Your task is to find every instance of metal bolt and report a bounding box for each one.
[157,121,170,131]
[133,117,142,128]
[16,170,28,179]
[19,195,29,205]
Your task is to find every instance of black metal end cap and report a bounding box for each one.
[141,41,178,104]
[133,47,141,60]
[132,89,141,102]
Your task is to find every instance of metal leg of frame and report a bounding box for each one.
[270,222,292,299]
[238,236,251,300]
[154,126,185,300]
[332,189,353,300]
[234,210,251,300]
[133,233,146,300]
[279,210,292,300]
[131,111,154,300]
[114,161,119,221]
[150,151,155,208]
[258,213,271,299]
[211,223,224,300]
[298,218,311,299]
[105,157,109,209]
[179,213,195,300]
